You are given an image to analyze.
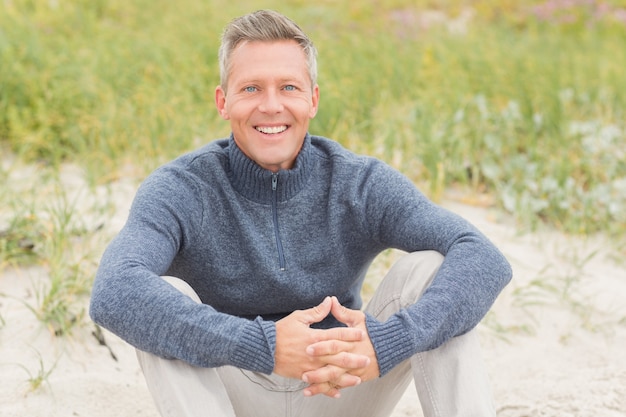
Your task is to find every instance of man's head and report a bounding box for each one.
[218,9,318,93]
[215,10,320,173]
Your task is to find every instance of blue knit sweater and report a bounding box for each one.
[89,134,512,376]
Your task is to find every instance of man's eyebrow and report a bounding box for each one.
[277,76,310,86]
[234,77,306,86]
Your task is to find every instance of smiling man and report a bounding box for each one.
[215,39,319,172]
[90,10,512,417]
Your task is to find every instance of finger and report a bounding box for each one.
[303,372,362,398]
[311,326,364,344]
[303,382,341,399]
[304,348,370,369]
[302,365,362,386]
[330,296,362,327]
[306,339,345,356]
[326,351,370,370]
[299,296,332,326]
[325,387,342,398]
[334,371,362,388]
[306,338,370,366]
[305,339,359,357]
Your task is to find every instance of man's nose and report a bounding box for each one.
[258,89,284,113]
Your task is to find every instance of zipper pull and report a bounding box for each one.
[271,173,278,191]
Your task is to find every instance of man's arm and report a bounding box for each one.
[298,159,512,396]
[89,168,281,373]
[355,162,512,376]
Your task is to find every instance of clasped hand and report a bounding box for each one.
[274,296,379,399]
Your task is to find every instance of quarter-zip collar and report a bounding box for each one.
[228,133,313,204]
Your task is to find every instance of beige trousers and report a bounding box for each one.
[137,251,496,417]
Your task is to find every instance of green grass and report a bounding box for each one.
[0,2,623,378]
[7,347,58,393]
[1,2,623,393]
[508,242,619,340]
[0,211,42,268]
[30,182,97,335]
[0,163,107,335]
[1,0,625,236]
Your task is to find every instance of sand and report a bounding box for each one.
[1,171,625,416]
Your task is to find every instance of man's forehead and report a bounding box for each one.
[228,41,308,76]
[231,39,303,55]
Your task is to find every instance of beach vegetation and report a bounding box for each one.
[0,0,624,340]
[12,347,58,393]
[0,167,105,335]
[1,0,625,235]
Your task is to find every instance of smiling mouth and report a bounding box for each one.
[255,125,288,134]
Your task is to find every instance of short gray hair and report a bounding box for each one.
[218,10,318,91]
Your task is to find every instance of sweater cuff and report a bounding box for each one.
[230,317,276,374]
[365,313,415,376]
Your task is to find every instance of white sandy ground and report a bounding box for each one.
[1,164,625,417]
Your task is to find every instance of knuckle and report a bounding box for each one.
[338,328,349,340]
[309,330,322,344]
[341,353,352,368]
[308,385,321,395]
[346,327,360,340]
[328,367,340,380]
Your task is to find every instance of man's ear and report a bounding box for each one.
[215,86,229,120]
[309,84,320,119]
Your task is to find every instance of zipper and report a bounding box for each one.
[271,173,286,270]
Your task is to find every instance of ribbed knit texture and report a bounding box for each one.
[90,134,512,376]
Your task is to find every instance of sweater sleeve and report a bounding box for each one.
[357,161,512,376]
[89,166,277,374]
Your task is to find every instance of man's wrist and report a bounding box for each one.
[365,313,411,376]
[230,317,276,374]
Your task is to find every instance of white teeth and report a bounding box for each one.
[256,125,287,134]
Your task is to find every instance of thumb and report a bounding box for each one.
[330,296,361,327]
[301,296,332,326]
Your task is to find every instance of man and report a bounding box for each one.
[90,9,512,417]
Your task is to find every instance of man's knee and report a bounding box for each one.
[392,250,444,276]
[387,250,444,305]
[367,251,444,320]
[162,276,202,304]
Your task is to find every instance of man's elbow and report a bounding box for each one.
[88,280,119,329]
[89,291,108,327]
[496,251,513,287]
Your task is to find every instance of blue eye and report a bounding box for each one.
[244,86,257,93]
[284,85,296,91]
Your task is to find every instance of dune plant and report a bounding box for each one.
[30,182,101,336]
[1,167,105,335]
[1,0,625,236]
[315,5,626,236]
[480,310,534,342]
[0,210,43,268]
[511,243,605,334]
[10,347,59,393]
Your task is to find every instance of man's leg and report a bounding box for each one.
[285,358,413,417]
[137,254,496,417]
[364,251,496,417]
[260,250,494,417]
[140,276,346,417]
[136,275,416,417]
[214,364,411,417]
[137,349,236,417]
[136,276,237,417]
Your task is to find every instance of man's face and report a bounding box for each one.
[215,40,319,172]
